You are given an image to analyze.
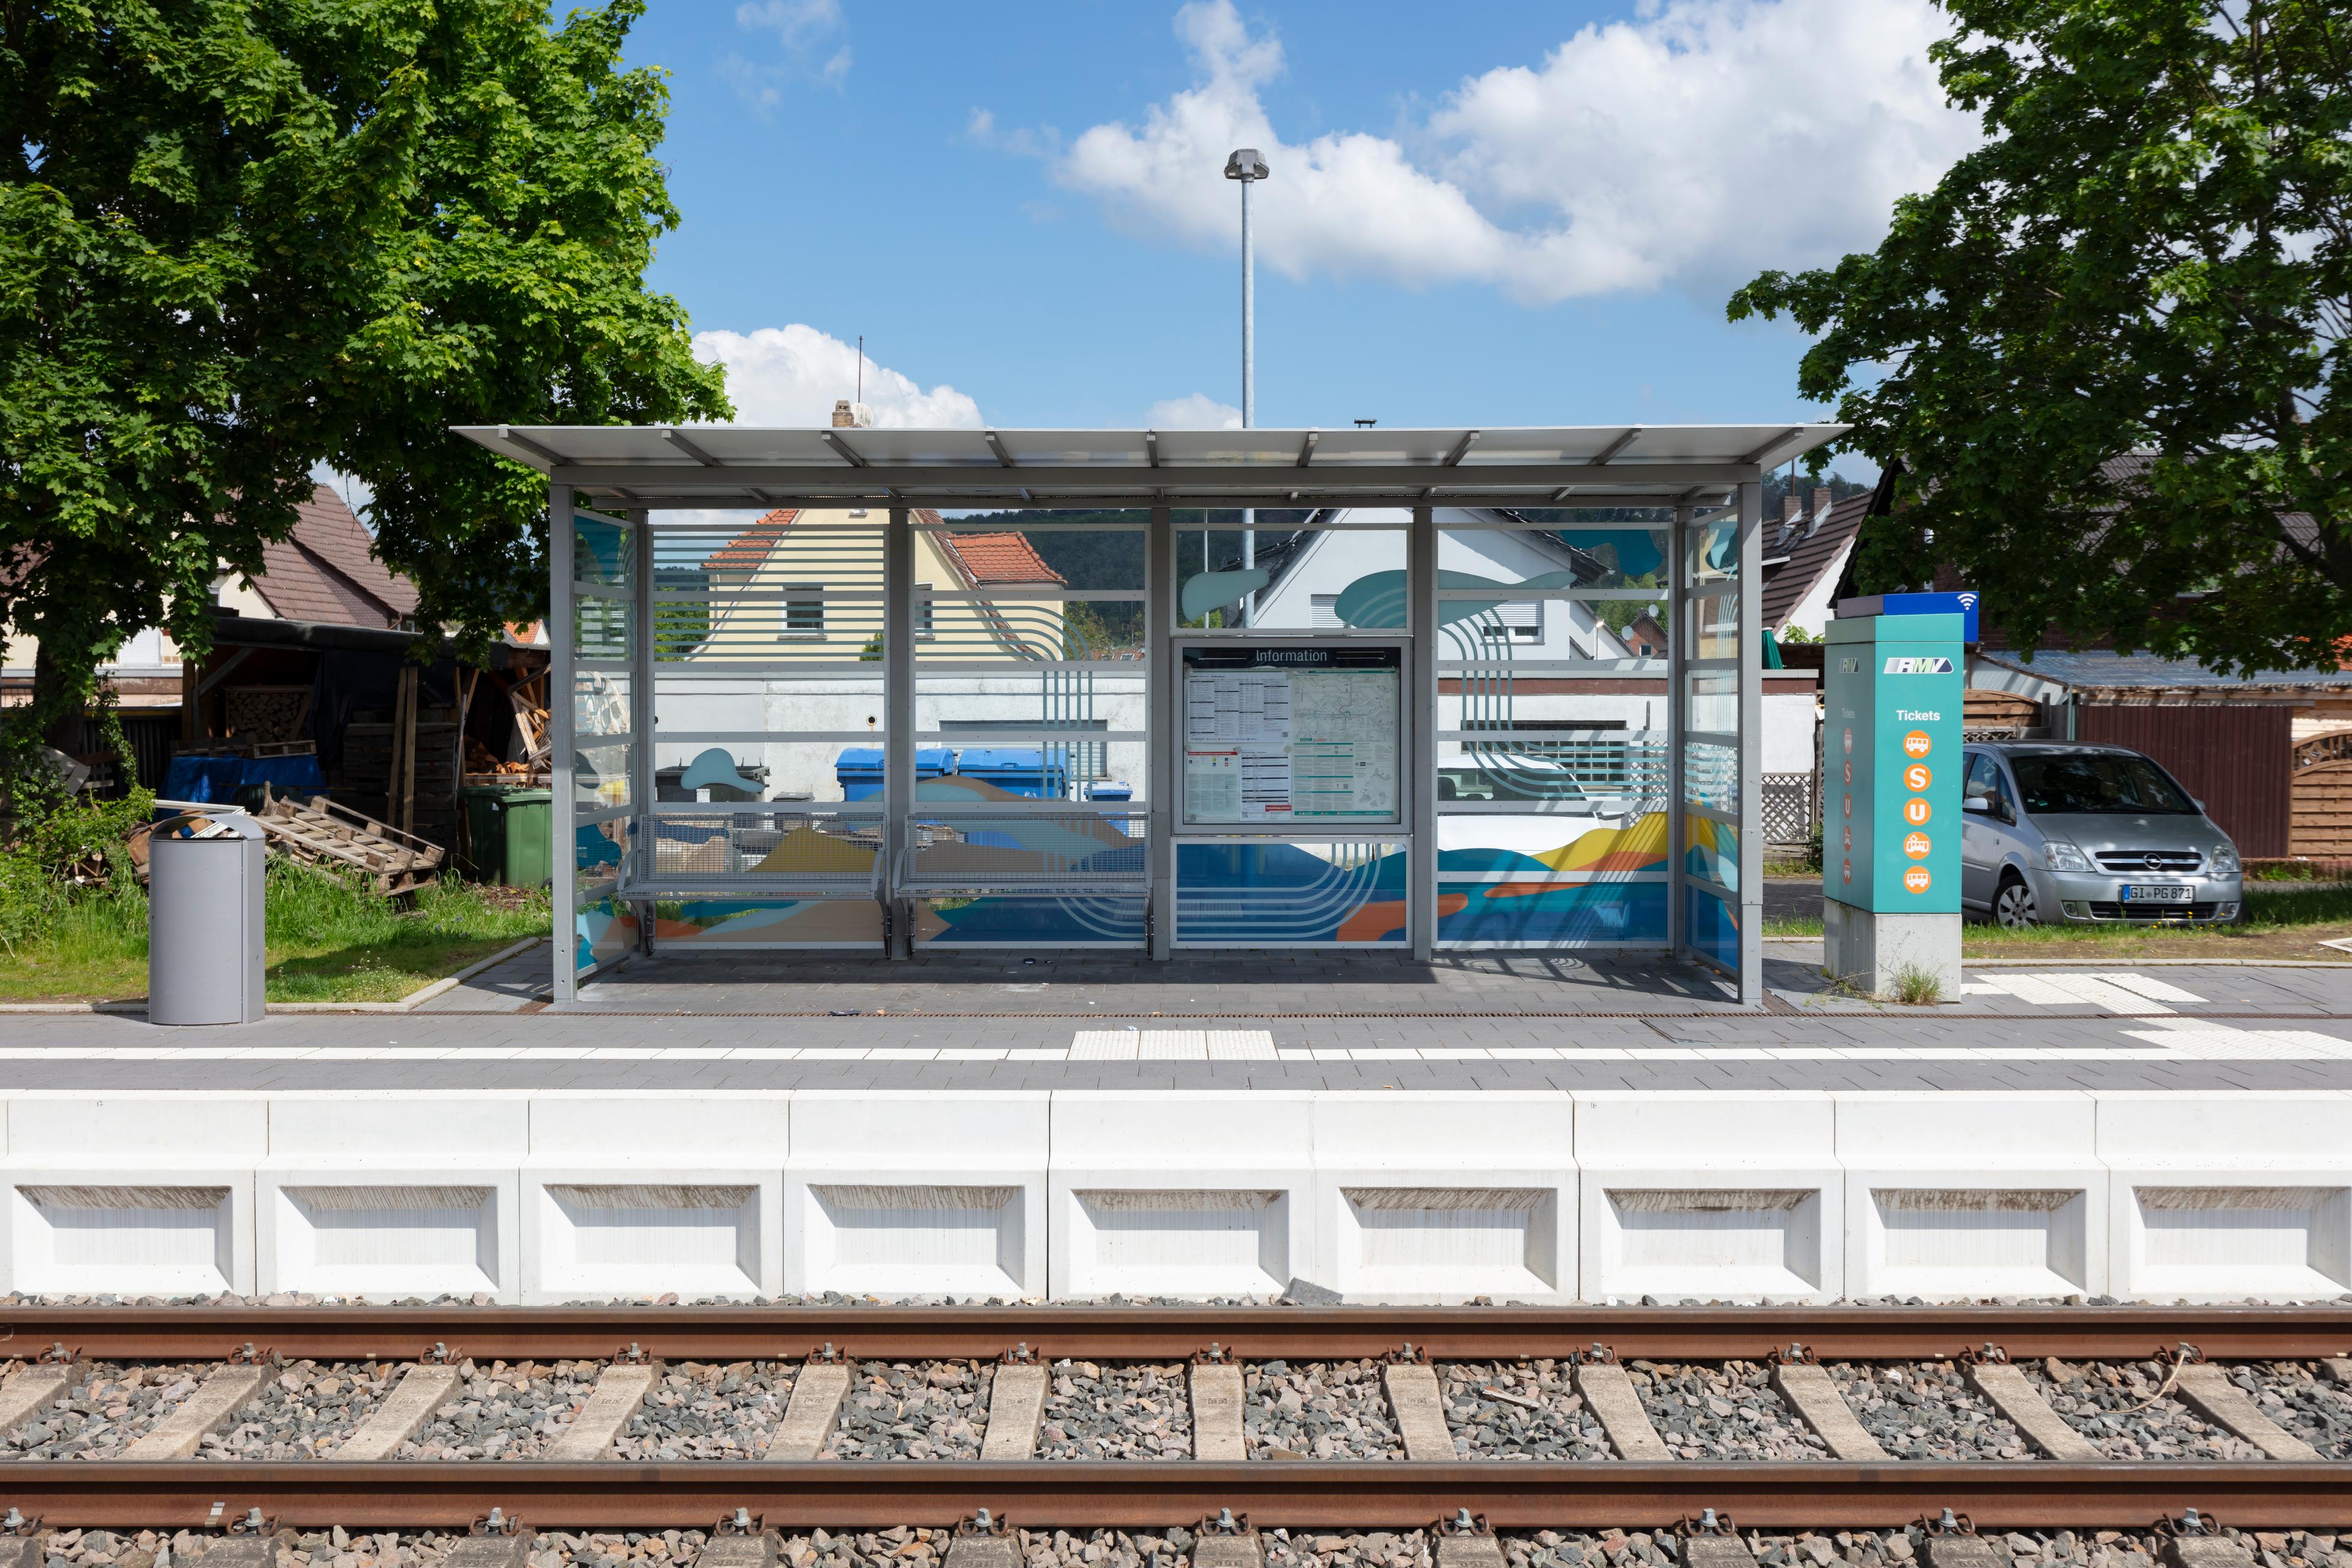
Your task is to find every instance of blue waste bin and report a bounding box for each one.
[955,747,1069,799]
[834,747,955,801]
[1086,781,1133,802]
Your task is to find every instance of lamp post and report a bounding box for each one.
[1225,147,1268,627]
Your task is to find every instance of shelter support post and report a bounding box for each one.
[1737,479,1764,1003]
[1147,505,1175,959]
[884,505,914,958]
[630,507,655,955]
[1667,503,1689,962]
[549,480,576,1004]
[1409,504,1438,961]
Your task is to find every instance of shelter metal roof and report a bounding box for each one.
[451,423,1847,512]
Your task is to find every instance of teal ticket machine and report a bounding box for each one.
[1822,610,1964,996]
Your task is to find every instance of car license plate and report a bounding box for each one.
[2120,884,2193,902]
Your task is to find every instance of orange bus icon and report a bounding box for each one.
[1902,730,1931,758]
[1903,866,1931,893]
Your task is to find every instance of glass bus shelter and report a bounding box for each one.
[452,424,1844,1005]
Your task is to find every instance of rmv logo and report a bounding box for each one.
[1883,656,1955,674]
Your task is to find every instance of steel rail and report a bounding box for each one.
[9,1305,2351,1363]
[1,1461,2346,1531]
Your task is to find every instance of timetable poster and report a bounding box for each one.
[1182,646,1401,824]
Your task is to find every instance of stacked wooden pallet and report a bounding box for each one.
[339,714,460,845]
[255,789,445,895]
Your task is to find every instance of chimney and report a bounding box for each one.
[1781,496,1801,526]
[831,399,855,428]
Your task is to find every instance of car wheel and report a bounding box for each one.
[1994,874,2040,930]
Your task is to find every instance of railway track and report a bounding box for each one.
[0,1306,2346,1536]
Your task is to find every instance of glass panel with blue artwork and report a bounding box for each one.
[1175,839,1407,945]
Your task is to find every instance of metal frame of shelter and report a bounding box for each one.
[453,423,1845,1005]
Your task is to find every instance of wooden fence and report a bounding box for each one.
[2075,703,2293,858]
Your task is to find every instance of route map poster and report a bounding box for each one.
[1182,646,1401,825]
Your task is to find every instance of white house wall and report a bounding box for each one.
[5,1089,2335,1304]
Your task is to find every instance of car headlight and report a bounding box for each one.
[2041,840,2092,872]
[2208,844,2241,876]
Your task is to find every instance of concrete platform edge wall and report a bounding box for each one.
[0,1090,2345,1304]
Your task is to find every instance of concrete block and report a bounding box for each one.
[1381,1362,1454,1460]
[1572,1361,1672,1459]
[694,1539,777,1568]
[121,1364,265,1458]
[330,1363,461,1460]
[1681,1540,1757,1568]
[1923,1540,2008,1568]
[2173,1363,2322,1460]
[442,1539,532,1568]
[1308,1093,1572,1304]
[8,1096,265,1162]
[197,1540,281,1568]
[1577,1092,1838,1303]
[266,1096,527,1161]
[1436,1537,1506,1568]
[1841,1095,2104,1301]
[2164,1539,2253,1568]
[523,1170,781,1304]
[769,1362,850,1460]
[1052,1093,1311,1300]
[545,1362,655,1460]
[980,1363,1047,1460]
[943,1531,1021,1568]
[1771,1360,1887,1459]
[1823,901,1961,999]
[788,1093,1044,1300]
[2099,1093,2352,1302]
[2,1173,253,1298]
[257,1170,517,1303]
[0,1365,70,1438]
[1189,1361,1246,1461]
[1966,1362,2099,1459]
[1192,1537,1264,1568]
[530,1094,790,1161]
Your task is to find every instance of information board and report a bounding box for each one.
[1182,646,1401,825]
[1823,612,1962,913]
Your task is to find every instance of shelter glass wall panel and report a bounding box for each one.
[571,511,640,974]
[1678,505,1744,978]
[636,510,889,949]
[1431,516,1670,948]
[908,515,1147,948]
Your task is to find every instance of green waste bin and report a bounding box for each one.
[461,785,552,886]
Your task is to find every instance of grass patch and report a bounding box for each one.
[0,859,549,1004]
[1757,878,2352,958]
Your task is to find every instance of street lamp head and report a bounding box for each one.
[1224,148,1269,181]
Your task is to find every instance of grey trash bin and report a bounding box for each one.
[148,812,266,1025]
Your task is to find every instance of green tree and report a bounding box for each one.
[1728,0,2352,673]
[0,0,727,772]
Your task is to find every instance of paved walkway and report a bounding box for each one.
[2,946,2349,1094]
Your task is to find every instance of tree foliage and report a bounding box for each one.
[1728,0,2352,673]
[0,0,728,751]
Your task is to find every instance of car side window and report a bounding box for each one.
[1964,755,1997,803]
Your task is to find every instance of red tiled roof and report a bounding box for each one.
[940,531,1065,586]
[245,486,416,629]
[1761,492,1871,631]
[707,508,798,570]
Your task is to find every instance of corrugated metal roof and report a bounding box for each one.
[1980,649,2352,690]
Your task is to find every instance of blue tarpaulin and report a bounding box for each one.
[160,753,328,804]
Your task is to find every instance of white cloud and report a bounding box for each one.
[1146,393,1243,429]
[1050,0,1977,304]
[726,0,850,105]
[692,325,982,429]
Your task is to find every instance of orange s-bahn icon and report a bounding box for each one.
[1902,797,1932,825]
[1902,865,1932,894]
[1904,831,1931,859]
[1902,729,1932,758]
[1903,762,1932,791]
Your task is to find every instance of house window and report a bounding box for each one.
[783,584,824,636]
[1310,594,1341,629]
[1498,600,1542,640]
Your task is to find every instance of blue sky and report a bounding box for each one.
[620,0,1978,478]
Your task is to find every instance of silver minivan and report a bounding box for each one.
[1959,742,2245,927]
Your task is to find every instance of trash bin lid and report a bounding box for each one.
[153,812,266,842]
